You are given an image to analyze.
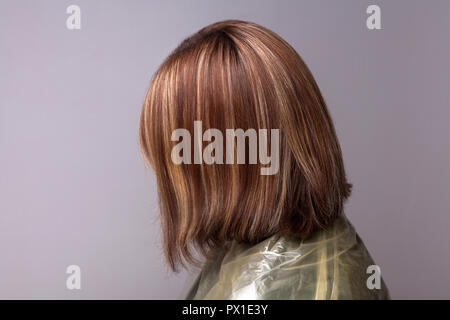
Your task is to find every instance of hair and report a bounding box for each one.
[139,20,352,272]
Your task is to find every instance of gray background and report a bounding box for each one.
[0,0,449,299]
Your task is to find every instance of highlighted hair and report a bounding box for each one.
[139,20,352,271]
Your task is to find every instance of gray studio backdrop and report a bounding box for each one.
[1,0,449,299]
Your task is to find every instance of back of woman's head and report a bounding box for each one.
[139,20,352,271]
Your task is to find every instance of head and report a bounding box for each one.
[139,20,351,271]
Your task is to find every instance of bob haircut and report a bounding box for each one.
[139,20,352,271]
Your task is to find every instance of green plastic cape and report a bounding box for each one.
[186,215,390,299]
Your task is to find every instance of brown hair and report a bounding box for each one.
[139,20,352,271]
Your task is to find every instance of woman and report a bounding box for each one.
[139,20,389,299]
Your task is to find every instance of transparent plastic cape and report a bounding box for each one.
[185,215,390,300]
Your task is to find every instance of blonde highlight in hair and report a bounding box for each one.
[139,20,352,271]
